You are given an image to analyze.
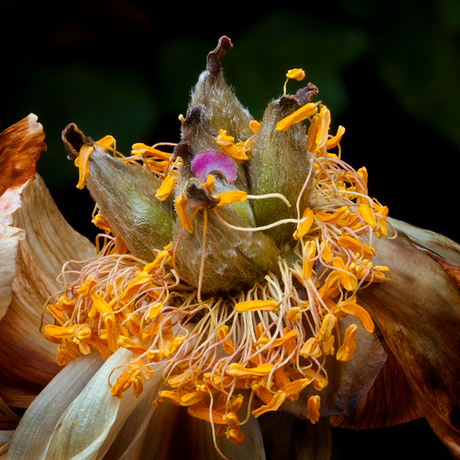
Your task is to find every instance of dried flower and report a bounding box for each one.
[1,37,460,460]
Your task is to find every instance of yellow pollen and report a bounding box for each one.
[74,144,94,190]
[337,234,375,259]
[326,125,346,150]
[286,307,302,321]
[332,257,357,292]
[258,328,298,349]
[252,392,286,418]
[302,240,316,280]
[226,363,274,377]
[215,129,249,162]
[249,120,260,133]
[92,213,112,234]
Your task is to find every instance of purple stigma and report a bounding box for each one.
[191,150,237,184]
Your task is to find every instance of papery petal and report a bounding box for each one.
[0,224,24,321]
[13,173,96,284]
[330,348,423,429]
[8,353,104,459]
[357,233,460,458]
[388,217,460,265]
[142,393,265,460]
[42,349,165,460]
[0,113,45,200]
[0,175,96,407]
[102,392,156,460]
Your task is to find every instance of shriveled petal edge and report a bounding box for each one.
[358,233,460,458]
[7,353,104,460]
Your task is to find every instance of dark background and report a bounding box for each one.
[1,1,458,458]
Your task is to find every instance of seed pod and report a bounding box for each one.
[85,148,175,261]
[189,36,253,142]
[172,202,280,293]
[247,87,317,247]
[63,122,175,261]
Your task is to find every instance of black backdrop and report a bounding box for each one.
[1,1,458,458]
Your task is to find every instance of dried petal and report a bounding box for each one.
[357,234,460,457]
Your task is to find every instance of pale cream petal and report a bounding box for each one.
[0,183,29,226]
[0,231,64,407]
[102,399,156,460]
[42,349,165,460]
[0,224,24,320]
[13,174,96,285]
[0,174,97,407]
[8,353,103,460]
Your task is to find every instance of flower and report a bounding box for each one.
[1,36,460,459]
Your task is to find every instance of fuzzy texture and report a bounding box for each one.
[85,148,174,261]
[248,98,313,246]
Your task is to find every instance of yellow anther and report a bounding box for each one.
[215,190,248,206]
[155,176,175,201]
[286,68,306,81]
[336,298,374,333]
[276,103,318,132]
[293,207,314,240]
[175,194,194,233]
[235,299,278,313]
[336,323,359,361]
[307,395,321,424]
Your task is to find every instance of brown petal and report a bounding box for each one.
[259,412,332,460]
[142,395,265,460]
[389,217,460,265]
[0,114,46,198]
[357,233,460,458]
[318,315,388,422]
[330,348,423,429]
[0,397,21,430]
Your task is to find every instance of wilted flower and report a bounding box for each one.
[1,37,460,459]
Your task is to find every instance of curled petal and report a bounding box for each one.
[358,233,460,457]
[0,113,46,200]
[0,175,95,407]
[7,353,104,459]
